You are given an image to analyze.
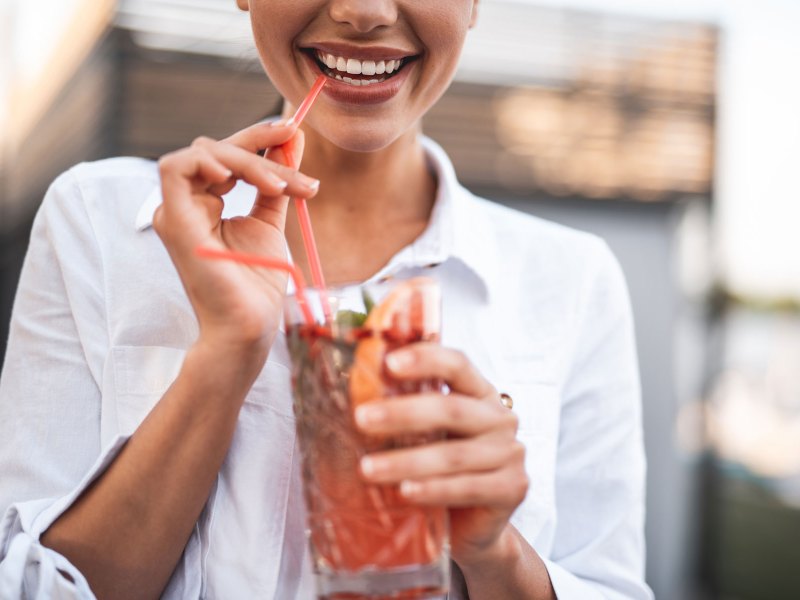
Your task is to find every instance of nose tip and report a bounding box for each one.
[329,0,398,33]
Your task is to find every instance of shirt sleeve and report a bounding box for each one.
[0,439,128,599]
[545,241,653,600]
[0,168,119,599]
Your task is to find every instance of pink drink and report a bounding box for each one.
[285,279,449,599]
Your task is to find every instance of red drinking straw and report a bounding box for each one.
[195,246,315,326]
[282,75,328,291]
[291,74,327,127]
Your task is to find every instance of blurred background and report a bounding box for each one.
[2,0,799,598]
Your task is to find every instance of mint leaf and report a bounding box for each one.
[362,289,376,315]
[335,309,367,328]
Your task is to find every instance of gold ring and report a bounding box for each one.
[499,393,513,410]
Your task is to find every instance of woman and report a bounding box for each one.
[0,1,651,598]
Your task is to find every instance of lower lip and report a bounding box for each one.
[303,53,415,106]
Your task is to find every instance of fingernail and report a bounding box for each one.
[268,173,288,189]
[269,118,294,128]
[355,405,386,427]
[222,169,233,179]
[306,178,320,192]
[361,456,378,476]
[400,480,420,497]
[386,350,413,373]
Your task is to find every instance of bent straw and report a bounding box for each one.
[291,74,327,126]
[195,246,315,326]
[282,75,328,292]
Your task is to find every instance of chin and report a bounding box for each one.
[309,114,411,154]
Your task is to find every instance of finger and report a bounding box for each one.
[360,436,524,484]
[158,143,288,249]
[191,137,320,198]
[399,466,530,508]
[251,130,306,222]
[158,143,283,222]
[153,193,225,251]
[249,192,291,226]
[265,129,306,169]
[207,176,238,198]
[222,120,298,153]
[208,131,305,198]
[158,148,232,235]
[354,393,517,437]
[159,146,233,191]
[385,344,495,399]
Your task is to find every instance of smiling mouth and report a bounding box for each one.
[303,49,417,87]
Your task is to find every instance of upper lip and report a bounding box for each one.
[302,42,419,62]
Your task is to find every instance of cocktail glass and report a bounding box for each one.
[284,277,450,600]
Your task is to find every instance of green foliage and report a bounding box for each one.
[335,309,367,328]
[362,288,376,315]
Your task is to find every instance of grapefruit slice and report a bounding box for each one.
[348,277,439,409]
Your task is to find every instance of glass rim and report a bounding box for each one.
[283,276,440,300]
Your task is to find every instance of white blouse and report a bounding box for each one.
[0,137,652,599]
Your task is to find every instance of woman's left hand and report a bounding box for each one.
[354,343,529,567]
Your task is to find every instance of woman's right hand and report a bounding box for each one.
[154,122,320,354]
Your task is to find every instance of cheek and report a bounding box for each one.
[412,4,472,90]
[247,2,315,97]
[413,1,473,50]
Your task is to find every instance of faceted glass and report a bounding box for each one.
[284,278,450,600]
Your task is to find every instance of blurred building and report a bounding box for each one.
[1,1,721,599]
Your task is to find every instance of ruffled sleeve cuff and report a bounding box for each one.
[0,435,129,599]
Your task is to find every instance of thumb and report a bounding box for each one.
[266,129,306,170]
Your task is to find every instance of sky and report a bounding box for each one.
[3,0,800,300]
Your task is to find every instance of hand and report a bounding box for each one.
[354,344,529,567]
[154,122,320,353]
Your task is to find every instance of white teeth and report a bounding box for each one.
[346,58,361,75]
[315,50,407,79]
[332,72,386,86]
[361,60,376,76]
[385,59,402,74]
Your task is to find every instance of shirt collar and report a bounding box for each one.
[135,136,497,299]
[400,136,498,299]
